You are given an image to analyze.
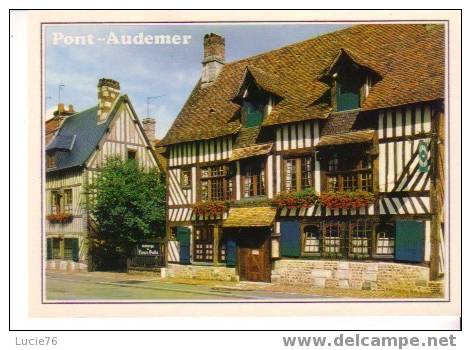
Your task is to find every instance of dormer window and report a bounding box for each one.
[232,66,282,128]
[241,87,268,128]
[320,49,381,113]
[334,65,362,112]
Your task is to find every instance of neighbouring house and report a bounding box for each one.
[45,78,161,271]
[159,24,445,293]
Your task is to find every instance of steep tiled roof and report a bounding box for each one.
[233,126,261,149]
[317,129,375,147]
[229,143,273,162]
[161,24,444,146]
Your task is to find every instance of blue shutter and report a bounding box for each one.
[176,227,191,264]
[395,220,425,262]
[226,238,237,267]
[280,221,301,257]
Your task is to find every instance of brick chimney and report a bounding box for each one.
[201,33,225,87]
[142,117,156,142]
[97,78,120,123]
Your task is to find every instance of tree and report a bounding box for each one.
[86,157,165,268]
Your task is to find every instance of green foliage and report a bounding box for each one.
[85,157,166,257]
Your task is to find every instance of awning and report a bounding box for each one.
[316,129,375,147]
[223,206,276,227]
[229,143,273,162]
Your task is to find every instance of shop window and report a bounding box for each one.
[200,165,232,201]
[375,223,395,256]
[350,220,372,257]
[242,159,266,197]
[303,225,321,254]
[194,226,214,262]
[323,222,343,254]
[284,156,314,192]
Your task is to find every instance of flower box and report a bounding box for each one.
[46,212,74,224]
[318,190,375,209]
[191,200,230,217]
[272,188,318,209]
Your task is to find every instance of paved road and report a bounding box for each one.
[46,272,314,301]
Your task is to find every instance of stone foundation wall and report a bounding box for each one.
[46,259,88,272]
[272,259,442,293]
[167,263,238,282]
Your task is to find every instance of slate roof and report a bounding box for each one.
[46,133,76,151]
[46,105,111,173]
[161,24,444,146]
[223,206,277,227]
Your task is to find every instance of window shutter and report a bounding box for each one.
[395,220,425,262]
[336,81,360,111]
[226,238,237,267]
[71,239,79,262]
[280,221,301,257]
[46,238,52,260]
[176,227,191,264]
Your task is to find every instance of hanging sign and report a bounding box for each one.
[418,140,429,173]
[137,243,160,256]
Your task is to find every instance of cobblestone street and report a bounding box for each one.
[45,270,441,301]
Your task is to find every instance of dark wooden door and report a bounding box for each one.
[238,229,271,282]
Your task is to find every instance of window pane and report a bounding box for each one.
[63,189,72,213]
[343,173,358,191]
[243,161,266,197]
[327,176,339,191]
[360,172,373,191]
[376,224,395,255]
[350,220,371,256]
[285,159,297,192]
[200,166,230,201]
[194,227,214,262]
[304,225,320,253]
[324,222,342,254]
[301,157,313,189]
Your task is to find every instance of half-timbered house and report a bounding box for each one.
[160,25,445,292]
[45,78,160,271]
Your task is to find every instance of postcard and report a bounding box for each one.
[15,10,460,324]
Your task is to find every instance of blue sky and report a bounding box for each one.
[45,23,350,138]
